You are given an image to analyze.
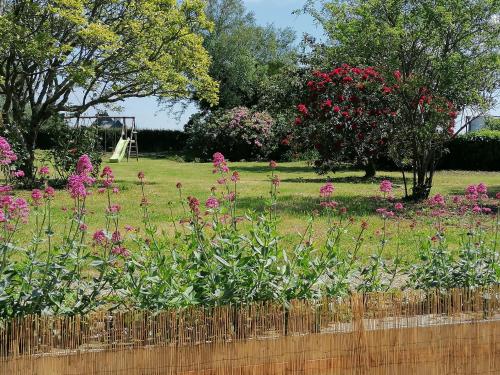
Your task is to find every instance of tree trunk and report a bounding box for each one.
[363,159,376,178]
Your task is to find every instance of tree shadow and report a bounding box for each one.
[282,175,406,185]
[236,194,391,217]
[234,165,315,174]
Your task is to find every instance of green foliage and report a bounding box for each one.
[42,119,103,181]
[0,0,219,179]
[485,117,500,131]
[200,0,297,110]
[185,107,275,161]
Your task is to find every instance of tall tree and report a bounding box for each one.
[305,0,499,199]
[0,0,219,179]
[200,0,297,110]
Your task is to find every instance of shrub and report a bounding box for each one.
[185,107,274,161]
[42,118,103,181]
[485,117,500,131]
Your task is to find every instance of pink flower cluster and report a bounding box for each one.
[319,182,334,198]
[465,183,488,201]
[205,196,219,209]
[379,180,392,193]
[212,152,229,174]
[68,154,95,198]
[0,137,17,165]
[0,195,29,223]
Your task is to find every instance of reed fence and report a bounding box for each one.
[2,288,500,374]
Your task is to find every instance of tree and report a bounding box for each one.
[293,65,398,177]
[305,0,499,199]
[200,0,297,110]
[0,0,219,180]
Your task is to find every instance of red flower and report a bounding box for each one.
[393,70,401,81]
[333,105,341,113]
[323,99,332,108]
[297,104,308,115]
[295,117,302,125]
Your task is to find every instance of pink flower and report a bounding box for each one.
[205,196,220,209]
[272,175,280,186]
[477,183,487,194]
[44,186,55,199]
[213,152,225,166]
[111,246,130,257]
[319,182,334,198]
[39,166,50,176]
[379,180,392,193]
[107,204,121,213]
[472,205,482,214]
[466,184,477,195]
[231,171,240,182]
[100,166,113,178]
[97,187,106,194]
[224,192,236,202]
[76,154,93,176]
[111,230,121,243]
[67,175,87,198]
[269,160,277,169]
[482,207,492,214]
[217,178,226,185]
[92,230,107,245]
[429,194,446,207]
[125,225,135,232]
[31,189,43,205]
[12,170,24,178]
[79,223,88,232]
[0,185,12,195]
[188,196,200,215]
[0,137,17,165]
[496,192,500,200]
[394,202,404,211]
[112,187,119,194]
[137,171,145,180]
[452,196,462,205]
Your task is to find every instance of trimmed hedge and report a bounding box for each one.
[38,128,187,153]
[439,130,500,171]
[37,128,500,171]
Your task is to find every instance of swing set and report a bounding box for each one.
[64,115,139,163]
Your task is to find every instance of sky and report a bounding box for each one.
[91,0,499,130]
[94,0,320,131]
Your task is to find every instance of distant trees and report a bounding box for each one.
[0,0,218,180]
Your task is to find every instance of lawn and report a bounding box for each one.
[16,154,500,259]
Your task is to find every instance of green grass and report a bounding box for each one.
[16,155,500,259]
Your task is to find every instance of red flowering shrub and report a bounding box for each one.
[293,65,398,174]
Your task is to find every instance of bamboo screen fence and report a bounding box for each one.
[2,288,500,374]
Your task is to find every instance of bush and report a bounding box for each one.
[185,107,275,161]
[439,130,500,171]
[42,118,103,181]
[485,117,500,131]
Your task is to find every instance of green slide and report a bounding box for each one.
[109,138,130,163]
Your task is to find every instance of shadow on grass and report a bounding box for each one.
[235,165,315,174]
[236,194,388,217]
[282,175,406,185]
[447,185,500,197]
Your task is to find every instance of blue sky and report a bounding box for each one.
[95,0,319,130]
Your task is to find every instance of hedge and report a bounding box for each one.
[438,130,500,171]
[37,128,500,171]
[38,128,188,153]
